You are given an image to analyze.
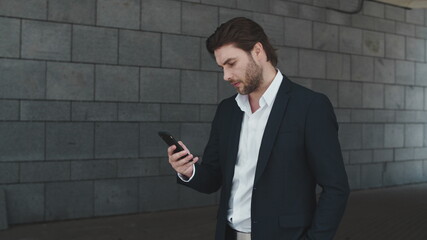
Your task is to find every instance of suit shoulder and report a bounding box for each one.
[287,77,330,103]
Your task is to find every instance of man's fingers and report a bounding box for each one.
[167,145,176,156]
[178,141,189,152]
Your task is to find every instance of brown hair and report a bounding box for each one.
[206,17,278,67]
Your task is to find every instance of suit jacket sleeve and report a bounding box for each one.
[177,101,224,194]
[304,94,350,240]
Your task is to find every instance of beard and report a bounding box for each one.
[234,56,263,95]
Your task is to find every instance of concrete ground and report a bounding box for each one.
[1,183,427,240]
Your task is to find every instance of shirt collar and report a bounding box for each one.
[235,69,283,113]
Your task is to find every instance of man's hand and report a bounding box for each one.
[167,141,199,179]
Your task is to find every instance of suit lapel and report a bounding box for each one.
[254,77,292,185]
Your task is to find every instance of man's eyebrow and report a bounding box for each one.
[218,58,236,67]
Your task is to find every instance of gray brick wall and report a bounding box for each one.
[0,0,426,225]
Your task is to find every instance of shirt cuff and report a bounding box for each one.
[177,164,196,182]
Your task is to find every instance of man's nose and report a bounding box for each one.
[223,70,231,81]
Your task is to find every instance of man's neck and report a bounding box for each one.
[248,66,277,113]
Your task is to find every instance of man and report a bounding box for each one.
[167,17,349,240]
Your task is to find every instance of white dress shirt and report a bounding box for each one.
[179,70,284,233]
[227,70,283,232]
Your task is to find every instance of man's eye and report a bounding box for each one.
[229,62,235,66]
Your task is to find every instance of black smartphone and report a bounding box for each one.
[158,131,192,161]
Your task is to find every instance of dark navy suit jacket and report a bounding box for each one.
[179,76,350,240]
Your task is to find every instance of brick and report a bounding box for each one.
[351,55,373,82]
[351,110,374,122]
[395,148,415,161]
[22,20,70,61]
[0,100,19,120]
[0,123,44,162]
[405,86,424,110]
[119,30,161,67]
[385,5,404,21]
[201,41,219,72]
[352,15,375,31]
[363,124,384,148]
[270,0,299,17]
[415,147,427,159]
[338,82,362,108]
[415,26,427,39]
[20,162,70,182]
[0,163,19,184]
[95,65,139,102]
[46,123,93,160]
[363,31,384,57]
[313,22,338,51]
[0,0,46,19]
[97,0,139,29]
[350,150,372,164]
[181,70,217,104]
[46,62,94,101]
[339,27,362,54]
[72,25,118,64]
[118,103,160,122]
[140,68,180,103]
[94,179,138,216]
[339,124,362,150]
[72,102,117,121]
[383,161,423,186]
[48,0,95,24]
[141,0,181,34]
[253,13,284,46]
[326,53,350,81]
[0,59,45,99]
[292,77,311,89]
[384,124,404,148]
[406,8,424,25]
[45,181,93,221]
[0,189,7,230]
[311,80,338,107]
[95,123,139,159]
[0,17,20,57]
[374,58,394,84]
[375,19,395,34]
[277,47,298,77]
[299,4,325,22]
[405,124,424,147]
[218,74,237,102]
[415,62,427,87]
[21,101,70,121]
[396,61,415,85]
[425,88,427,110]
[2,184,44,224]
[385,85,404,109]
[284,18,312,48]
[118,158,160,178]
[162,34,200,69]
[200,105,218,122]
[424,160,427,181]
[396,22,415,37]
[178,183,217,208]
[396,111,427,123]
[219,7,253,24]
[140,123,180,157]
[182,3,218,37]
[236,0,269,12]
[335,110,351,123]
[161,104,200,122]
[345,165,360,190]
[299,50,325,78]
[139,176,179,211]
[363,1,384,18]
[425,123,427,146]
[373,149,393,163]
[374,110,395,123]
[361,163,383,188]
[201,0,236,7]
[71,160,116,180]
[342,151,350,165]
[326,9,351,26]
[406,38,425,62]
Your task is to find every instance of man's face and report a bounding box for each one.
[214,44,263,95]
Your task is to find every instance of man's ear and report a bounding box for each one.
[251,42,265,61]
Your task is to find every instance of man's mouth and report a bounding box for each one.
[231,82,241,87]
